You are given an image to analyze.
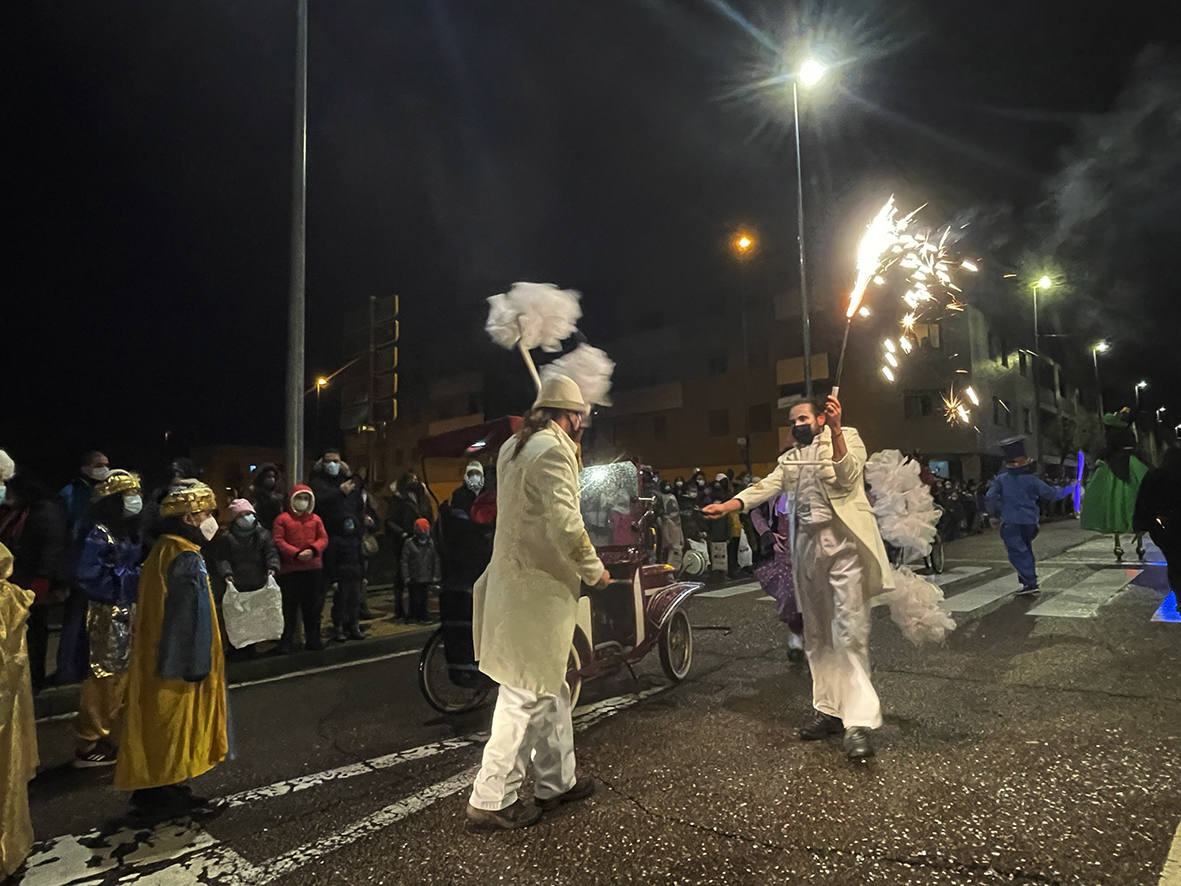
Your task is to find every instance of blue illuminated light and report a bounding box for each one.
[1152,591,1181,623]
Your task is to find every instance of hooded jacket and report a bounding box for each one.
[211,521,280,591]
[247,463,286,531]
[272,485,328,574]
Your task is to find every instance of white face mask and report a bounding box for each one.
[199,516,219,541]
[235,514,256,529]
[87,466,111,482]
[324,461,341,477]
[123,494,143,516]
[293,497,311,514]
[465,473,484,492]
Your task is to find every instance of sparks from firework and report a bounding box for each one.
[844,196,922,319]
[942,389,972,426]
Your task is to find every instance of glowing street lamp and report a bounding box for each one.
[1135,379,1148,410]
[1091,341,1109,417]
[731,230,757,258]
[799,58,827,88]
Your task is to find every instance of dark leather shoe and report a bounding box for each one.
[799,710,843,741]
[535,776,594,811]
[466,799,543,830]
[844,727,875,760]
[334,628,348,642]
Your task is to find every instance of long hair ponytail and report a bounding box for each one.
[512,407,565,460]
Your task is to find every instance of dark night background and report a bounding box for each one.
[5,1,1181,486]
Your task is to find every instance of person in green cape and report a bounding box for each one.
[1080,407,1149,560]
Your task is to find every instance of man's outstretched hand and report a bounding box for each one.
[702,499,742,519]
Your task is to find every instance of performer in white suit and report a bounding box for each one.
[467,373,611,829]
[705,394,893,759]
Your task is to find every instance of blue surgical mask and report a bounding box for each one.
[235,514,256,530]
[324,461,341,477]
[343,520,356,533]
[123,494,144,516]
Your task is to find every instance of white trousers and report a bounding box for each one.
[469,682,576,811]
[796,523,883,729]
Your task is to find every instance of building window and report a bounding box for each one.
[1019,351,1027,376]
[654,415,668,441]
[747,340,769,369]
[1022,408,1033,434]
[708,408,730,436]
[708,354,728,376]
[749,403,772,432]
[904,391,935,419]
[913,322,942,350]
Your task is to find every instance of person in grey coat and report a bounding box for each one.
[400,517,440,624]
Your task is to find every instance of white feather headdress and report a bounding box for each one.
[541,344,615,407]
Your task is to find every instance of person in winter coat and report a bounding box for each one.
[308,448,364,537]
[986,437,1077,595]
[657,481,684,567]
[1,541,38,879]
[114,481,226,823]
[1134,446,1181,592]
[468,374,609,831]
[246,463,286,532]
[0,471,68,693]
[72,470,143,768]
[385,471,433,620]
[140,458,200,555]
[272,485,329,652]
[450,461,486,514]
[212,500,280,594]
[327,515,368,640]
[400,518,440,624]
[1082,408,1151,560]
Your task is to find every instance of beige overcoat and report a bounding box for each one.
[473,424,605,697]
[736,425,895,599]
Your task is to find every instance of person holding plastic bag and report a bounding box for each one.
[211,500,280,652]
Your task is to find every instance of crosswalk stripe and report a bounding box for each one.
[1026,568,1141,618]
[943,568,1064,614]
[697,581,761,598]
[928,566,989,587]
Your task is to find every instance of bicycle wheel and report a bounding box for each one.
[418,628,492,714]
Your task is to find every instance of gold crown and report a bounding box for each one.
[159,480,218,517]
[92,470,141,501]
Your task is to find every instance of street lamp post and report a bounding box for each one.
[285,0,309,484]
[1091,341,1108,419]
[1031,275,1052,462]
[314,376,328,456]
[1135,379,1148,411]
[792,59,826,398]
[731,230,757,472]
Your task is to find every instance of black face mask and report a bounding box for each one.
[791,424,816,447]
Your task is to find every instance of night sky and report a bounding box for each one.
[5,1,1180,485]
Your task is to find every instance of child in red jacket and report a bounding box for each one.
[272,485,329,652]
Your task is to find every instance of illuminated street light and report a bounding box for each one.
[1036,275,1052,290]
[799,58,826,88]
[1135,379,1148,410]
[1091,341,1109,417]
[731,230,757,257]
[316,376,329,388]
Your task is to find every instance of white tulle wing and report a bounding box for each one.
[541,343,616,406]
[882,565,957,645]
[865,449,938,561]
[485,282,582,353]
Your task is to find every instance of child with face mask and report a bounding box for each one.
[211,500,280,656]
[326,514,367,641]
[400,517,440,624]
[272,485,329,653]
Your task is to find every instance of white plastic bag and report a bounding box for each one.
[736,531,753,568]
[222,576,283,649]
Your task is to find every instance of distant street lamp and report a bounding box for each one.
[315,376,329,455]
[1030,274,1053,462]
[1091,341,1109,418]
[1032,275,1052,351]
[731,228,758,472]
[1157,406,1167,422]
[1135,379,1148,411]
[791,57,827,398]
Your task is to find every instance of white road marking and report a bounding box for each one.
[697,581,760,598]
[35,649,423,724]
[1026,568,1141,618]
[928,565,989,587]
[1161,816,1181,885]
[943,568,1064,614]
[21,686,669,885]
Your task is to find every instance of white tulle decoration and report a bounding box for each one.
[541,344,616,406]
[485,282,582,353]
[865,449,938,562]
[882,565,957,645]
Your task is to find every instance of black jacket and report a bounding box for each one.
[385,489,431,554]
[0,498,68,592]
[401,535,441,585]
[324,529,366,582]
[309,466,364,536]
[1133,464,1181,536]
[436,505,494,588]
[211,524,280,592]
[248,464,287,531]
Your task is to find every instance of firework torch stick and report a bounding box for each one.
[831,318,854,399]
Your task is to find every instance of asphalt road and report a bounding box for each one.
[15,521,1181,886]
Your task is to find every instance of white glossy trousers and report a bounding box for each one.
[796,522,883,729]
[469,682,576,810]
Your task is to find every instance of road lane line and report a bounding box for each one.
[20,686,669,884]
[1161,816,1181,886]
[943,568,1063,614]
[1026,568,1140,618]
[35,649,424,724]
